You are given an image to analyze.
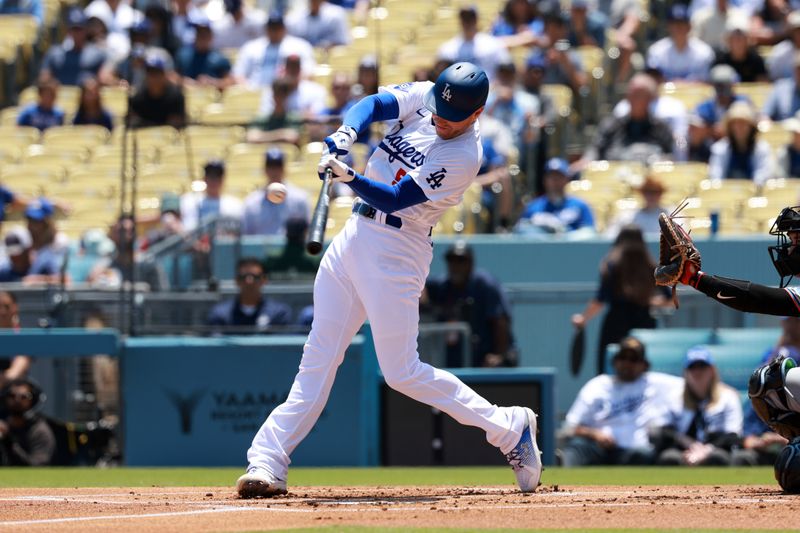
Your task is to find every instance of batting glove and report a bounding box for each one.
[322,125,358,158]
[318,154,355,183]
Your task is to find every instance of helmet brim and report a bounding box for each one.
[423,87,473,123]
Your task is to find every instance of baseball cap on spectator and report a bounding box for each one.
[265,148,285,166]
[710,64,738,85]
[724,100,756,126]
[667,3,690,22]
[4,227,32,256]
[685,345,714,369]
[145,54,167,71]
[614,337,646,362]
[445,240,473,261]
[67,8,87,28]
[788,10,800,30]
[204,159,225,178]
[266,11,285,27]
[25,198,55,221]
[544,157,570,177]
[458,4,479,19]
[160,192,181,215]
[80,228,115,257]
[725,14,749,34]
[637,176,666,195]
[188,14,212,30]
[359,55,378,70]
[526,53,547,70]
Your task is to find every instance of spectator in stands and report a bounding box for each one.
[767,11,800,80]
[84,0,141,54]
[437,5,511,80]
[100,20,175,88]
[653,346,743,466]
[0,291,31,390]
[695,64,749,136]
[180,160,243,233]
[713,16,768,82]
[262,218,321,279]
[686,113,714,162]
[40,8,107,86]
[232,12,315,89]
[528,8,588,92]
[646,4,715,82]
[575,74,674,168]
[72,77,114,130]
[599,0,642,83]
[16,79,64,132]
[559,337,683,466]
[485,61,540,145]
[143,5,178,56]
[141,193,183,250]
[475,115,517,232]
[0,0,43,25]
[709,101,773,184]
[572,226,669,374]
[0,184,28,236]
[354,55,379,97]
[490,0,543,48]
[246,78,303,145]
[605,175,670,237]
[516,158,595,234]
[0,378,55,466]
[171,0,202,47]
[307,72,357,142]
[0,228,33,282]
[258,55,327,119]
[242,148,310,236]
[764,52,800,120]
[175,16,233,90]
[88,214,165,290]
[286,0,350,49]
[691,0,747,51]
[212,0,266,50]
[567,0,606,48]
[520,54,556,130]
[777,116,800,178]
[127,54,186,128]
[25,199,68,280]
[207,257,291,333]
[423,241,517,368]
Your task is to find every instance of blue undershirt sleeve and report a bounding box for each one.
[346,173,429,214]
[342,93,400,135]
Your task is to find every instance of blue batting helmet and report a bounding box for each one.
[423,62,489,122]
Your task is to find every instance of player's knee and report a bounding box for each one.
[775,438,800,493]
[382,360,424,392]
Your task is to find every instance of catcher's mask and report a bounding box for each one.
[768,206,800,288]
[776,437,800,493]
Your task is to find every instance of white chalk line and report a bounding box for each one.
[0,506,254,526]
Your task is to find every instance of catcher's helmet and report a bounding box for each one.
[768,206,800,288]
[423,62,489,122]
[776,437,800,493]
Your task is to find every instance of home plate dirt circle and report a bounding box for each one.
[0,485,797,532]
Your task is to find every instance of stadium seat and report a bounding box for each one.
[714,327,781,353]
[706,344,767,391]
[628,328,715,350]
[736,82,773,112]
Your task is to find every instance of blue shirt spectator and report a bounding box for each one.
[0,0,43,24]
[694,64,749,127]
[174,17,232,88]
[206,257,292,333]
[72,77,113,130]
[0,227,31,282]
[16,80,64,132]
[40,9,106,86]
[763,71,800,121]
[517,158,595,233]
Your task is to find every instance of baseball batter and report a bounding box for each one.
[657,205,800,491]
[236,62,542,498]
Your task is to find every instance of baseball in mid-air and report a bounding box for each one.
[267,182,287,204]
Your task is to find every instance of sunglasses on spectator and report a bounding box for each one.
[7,392,33,401]
[237,273,264,282]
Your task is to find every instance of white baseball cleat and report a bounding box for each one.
[236,466,288,499]
[504,407,542,492]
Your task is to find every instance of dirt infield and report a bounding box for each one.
[0,484,796,532]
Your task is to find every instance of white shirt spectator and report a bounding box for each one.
[708,137,774,185]
[437,32,510,80]
[84,0,142,62]
[233,35,316,88]
[242,185,310,236]
[212,8,267,50]
[647,36,715,82]
[285,1,350,48]
[179,192,244,232]
[665,384,743,440]
[691,6,748,50]
[565,371,684,450]
[689,0,765,17]
[259,79,328,117]
[767,40,799,80]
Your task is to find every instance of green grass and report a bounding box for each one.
[0,466,776,488]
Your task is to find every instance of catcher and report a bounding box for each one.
[656,203,800,493]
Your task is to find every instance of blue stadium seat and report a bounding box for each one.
[713,328,781,355]
[706,344,764,391]
[604,342,688,376]
[628,328,714,349]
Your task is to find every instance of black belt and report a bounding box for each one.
[352,201,403,229]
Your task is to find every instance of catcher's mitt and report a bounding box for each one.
[654,200,701,308]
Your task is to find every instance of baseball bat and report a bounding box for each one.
[306,167,333,255]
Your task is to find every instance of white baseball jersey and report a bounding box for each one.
[565,372,684,450]
[664,384,743,441]
[363,81,483,227]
